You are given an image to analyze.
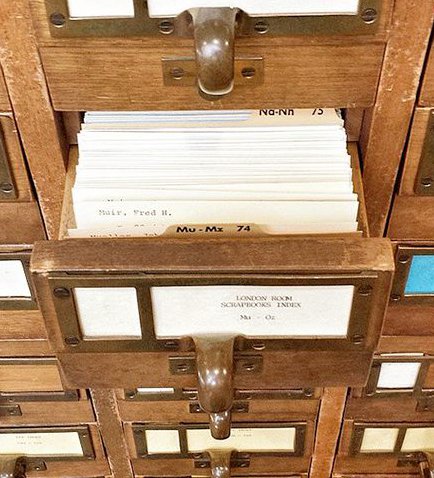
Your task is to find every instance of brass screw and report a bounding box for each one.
[241,67,256,79]
[243,363,255,372]
[0,182,13,194]
[50,12,66,27]
[254,21,269,34]
[390,294,401,302]
[159,20,175,35]
[358,285,373,296]
[177,363,189,373]
[65,336,80,346]
[53,287,70,298]
[398,255,410,264]
[171,67,185,80]
[421,177,433,188]
[361,8,377,24]
[164,340,178,349]
[252,342,265,351]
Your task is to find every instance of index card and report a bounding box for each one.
[74,287,142,339]
[151,285,354,338]
[401,428,434,452]
[0,432,84,456]
[187,427,296,452]
[145,430,181,454]
[360,428,399,453]
[0,260,31,298]
[67,0,135,18]
[147,0,360,18]
[377,362,421,389]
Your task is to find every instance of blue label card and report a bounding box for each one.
[405,255,434,295]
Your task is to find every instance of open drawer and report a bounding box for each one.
[29,0,393,109]
[31,235,393,438]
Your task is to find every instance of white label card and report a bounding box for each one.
[145,430,181,454]
[0,432,84,456]
[148,0,360,17]
[151,285,354,338]
[401,428,434,452]
[0,260,31,298]
[67,0,135,18]
[377,362,421,389]
[360,428,399,453]
[74,287,142,340]
[187,427,296,452]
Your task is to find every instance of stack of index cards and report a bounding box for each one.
[68,108,360,238]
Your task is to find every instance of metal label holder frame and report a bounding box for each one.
[0,122,17,201]
[0,426,95,461]
[0,253,38,310]
[350,422,434,459]
[124,388,316,402]
[390,246,434,306]
[45,0,382,38]
[415,109,434,195]
[132,422,307,459]
[363,355,434,402]
[48,272,377,354]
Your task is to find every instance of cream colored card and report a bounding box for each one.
[74,287,142,339]
[401,428,434,452]
[0,432,84,456]
[186,427,296,452]
[145,430,181,454]
[360,428,399,453]
[151,285,354,338]
[377,362,421,389]
[67,0,134,18]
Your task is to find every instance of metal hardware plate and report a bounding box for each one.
[0,253,37,310]
[169,355,263,376]
[194,455,250,469]
[49,273,376,354]
[124,387,315,401]
[133,422,306,458]
[0,123,16,201]
[46,0,382,38]
[0,390,80,403]
[390,246,434,305]
[162,57,264,87]
[0,426,95,461]
[0,404,22,417]
[189,401,249,414]
[415,109,434,195]
[363,355,434,400]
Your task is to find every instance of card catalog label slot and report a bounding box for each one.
[151,285,354,338]
[360,428,399,453]
[0,431,84,457]
[0,260,31,298]
[67,0,135,18]
[401,428,434,452]
[145,430,181,454]
[74,287,142,340]
[377,363,421,390]
[405,256,434,295]
[186,427,296,452]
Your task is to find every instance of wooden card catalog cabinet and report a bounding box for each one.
[129,422,312,477]
[32,0,393,109]
[31,237,393,438]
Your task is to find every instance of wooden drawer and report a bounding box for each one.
[0,424,109,478]
[0,358,93,425]
[30,236,392,439]
[0,113,34,202]
[126,420,315,476]
[380,242,434,351]
[29,0,393,110]
[336,420,434,475]
[350,354,434,420]
[117,387,320,424]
